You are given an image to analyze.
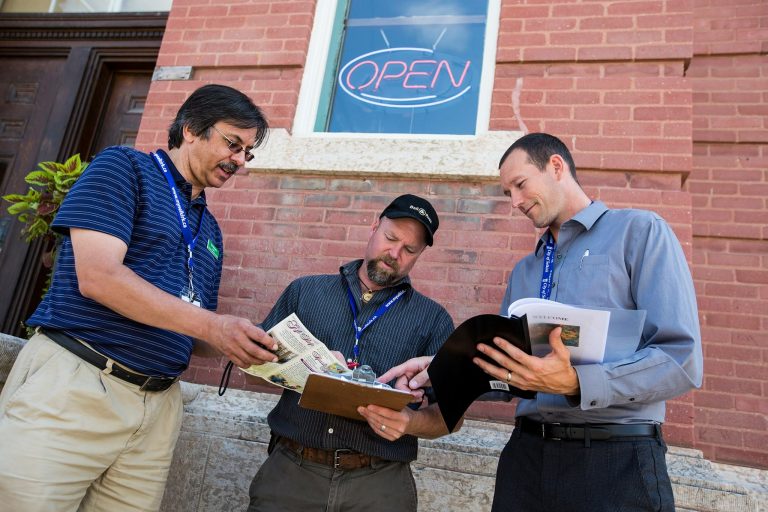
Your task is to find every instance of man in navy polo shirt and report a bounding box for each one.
[0,84,279,511]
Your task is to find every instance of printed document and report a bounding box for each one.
[507,298,610,363]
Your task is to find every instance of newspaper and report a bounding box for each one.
[507,298,610,363]
[240,313,351,392]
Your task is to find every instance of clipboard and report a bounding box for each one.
[299,373,413,421]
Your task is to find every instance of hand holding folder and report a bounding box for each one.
[428,314,534,432]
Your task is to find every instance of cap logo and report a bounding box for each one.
[409,204,432,226]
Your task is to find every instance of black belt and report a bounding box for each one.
[42,329,178,392]
[516,417,659,441]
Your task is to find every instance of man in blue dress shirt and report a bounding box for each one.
[384,133,703,511]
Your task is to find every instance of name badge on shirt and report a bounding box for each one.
[180,288,201,308]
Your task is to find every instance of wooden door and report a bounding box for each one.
[0,13,165,336]
[0,55,69,334]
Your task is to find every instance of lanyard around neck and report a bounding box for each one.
[152,151,206,292]
[345,279,405,368]
[539,232,556,299]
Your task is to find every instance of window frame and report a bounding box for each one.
[293,0,501,139]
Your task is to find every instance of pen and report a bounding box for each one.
[580,249,589,269]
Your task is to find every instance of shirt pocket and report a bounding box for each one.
[558,253,611,304]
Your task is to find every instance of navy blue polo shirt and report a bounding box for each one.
[27,146,224,377]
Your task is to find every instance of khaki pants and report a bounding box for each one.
[0,333,183,512]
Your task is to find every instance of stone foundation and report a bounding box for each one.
[162,384,767,512]
[1,333,764,511]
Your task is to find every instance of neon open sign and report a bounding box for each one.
[337,47,472,109]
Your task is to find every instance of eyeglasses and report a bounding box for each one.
[211,125,255,162]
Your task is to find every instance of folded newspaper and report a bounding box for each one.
[240,313,351,392]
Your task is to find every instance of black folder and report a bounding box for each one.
[428,314,535,432]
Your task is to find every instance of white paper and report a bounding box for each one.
[507,298,610,364]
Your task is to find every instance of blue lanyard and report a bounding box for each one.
[151,152,206,294]
[539,233,556,299]
[345,282,406,367]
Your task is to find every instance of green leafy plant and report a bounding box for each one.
[2,154,88,283]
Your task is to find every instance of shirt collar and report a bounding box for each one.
[156,149,208,206]
[535,200,608,254]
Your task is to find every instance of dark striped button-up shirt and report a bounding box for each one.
[265,260,454,462]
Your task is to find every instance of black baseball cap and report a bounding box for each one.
[380,194,439,246]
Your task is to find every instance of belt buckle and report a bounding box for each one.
[139,376,173,392]
[333,449,352,469]
[548,422,562,441]
[139,377,157,391]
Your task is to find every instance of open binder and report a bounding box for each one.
[428,314,534,432]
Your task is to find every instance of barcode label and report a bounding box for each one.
[489,381,510,391]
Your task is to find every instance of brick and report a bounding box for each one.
[607,2,664,15]
[251,222,299,238]
[579,16,634,30]
[446,268,505,286]
[137,0,767,469]
[634,106,691,121]
[696,426,744,446]
[735,396,768,416]
[579,46,634,60]
[298,224,348,241]
[241,253,291,271]
[703,377,763,398]
[523,47,577,61]
[606,30,664,45]
[694,391,735,409]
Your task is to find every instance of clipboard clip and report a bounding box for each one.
[351,364,376,383]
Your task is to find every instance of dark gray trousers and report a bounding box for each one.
[248,442,417,512]
[492,428,674,512]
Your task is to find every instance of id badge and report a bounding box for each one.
[180,288,202,308]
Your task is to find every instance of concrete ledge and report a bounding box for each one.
[0,332,26,391]
[161,384,767,512]
[0,334,764,511]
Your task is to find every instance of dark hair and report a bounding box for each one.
[167,84,268,150]
[498,133,578,181]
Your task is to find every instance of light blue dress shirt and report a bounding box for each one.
[501,201,703,424]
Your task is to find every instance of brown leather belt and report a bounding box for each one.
[278,437,387,470]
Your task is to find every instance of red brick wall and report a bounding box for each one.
[688,0,768,468]
[136,0,767,467]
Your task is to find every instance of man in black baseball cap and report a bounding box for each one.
[246,193,454,512]
[380,193,439,246]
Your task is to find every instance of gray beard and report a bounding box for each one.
[366,257,399,287]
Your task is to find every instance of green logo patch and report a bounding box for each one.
[206,239,220,259]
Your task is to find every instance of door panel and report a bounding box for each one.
[0,56,67,333]
[88,70,152,156]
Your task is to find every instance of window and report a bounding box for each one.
[296,0,499,137]
[0,0,172,13]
